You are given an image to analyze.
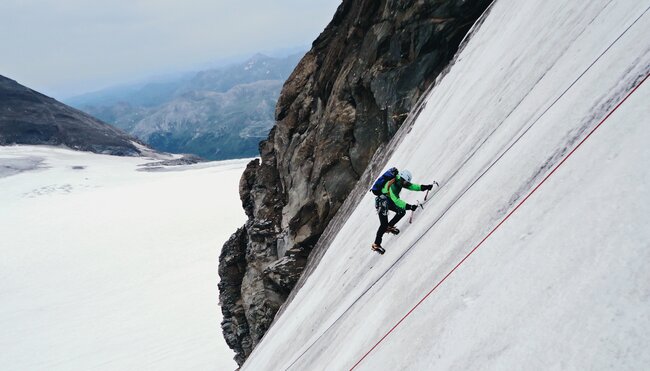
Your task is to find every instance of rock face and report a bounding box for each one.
[218,0,493,365]
[0,75,143,156]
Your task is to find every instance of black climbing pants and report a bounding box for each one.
[374,195,406,245]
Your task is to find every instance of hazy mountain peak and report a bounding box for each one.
[69,52,304,160]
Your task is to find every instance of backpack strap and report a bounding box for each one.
[383,178,396,194]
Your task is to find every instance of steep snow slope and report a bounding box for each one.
[0,146,244,370]
[242,0,650,369]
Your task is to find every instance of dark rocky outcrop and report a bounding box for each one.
[218,0,493,365]
[0,75,144,156]
[217,227,252,366]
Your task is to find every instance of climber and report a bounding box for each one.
[370,168,435,254]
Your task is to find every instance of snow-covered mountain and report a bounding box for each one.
[0,146,244,370]
[240,0,650,369]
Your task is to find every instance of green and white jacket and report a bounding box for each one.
[381,175,423,210]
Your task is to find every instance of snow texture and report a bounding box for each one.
[242,0,650,370]
[0,145,245,370]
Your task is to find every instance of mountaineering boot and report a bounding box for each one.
[371,243,386,255]
[386,225,400,235]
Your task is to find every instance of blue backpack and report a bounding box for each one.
[371,167,398,195]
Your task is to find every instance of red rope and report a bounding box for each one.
[349,72,648,370]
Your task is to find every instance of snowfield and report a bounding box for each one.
[0,146,244,370]
[242,0,650,370]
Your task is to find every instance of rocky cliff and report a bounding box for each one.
[0,75,143,156]
[218,0,492,365]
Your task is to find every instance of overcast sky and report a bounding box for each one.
[0,0,341,98]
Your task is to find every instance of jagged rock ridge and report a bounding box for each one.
[218,0,492,365]
[0,75,143,156]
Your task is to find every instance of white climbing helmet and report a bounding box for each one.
[399,169,412,182]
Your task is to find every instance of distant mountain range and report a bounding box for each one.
[67,53,303,160]
[0,75,146,156]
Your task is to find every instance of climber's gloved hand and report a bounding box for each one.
[424,181,439,190]
[421,184,433,191]
[406,203,418,211]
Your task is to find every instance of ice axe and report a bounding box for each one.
[408,200,424,224]
[424,181,439,202]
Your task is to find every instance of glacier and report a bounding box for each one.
[242,0,650,369]
[0,146,244,370]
